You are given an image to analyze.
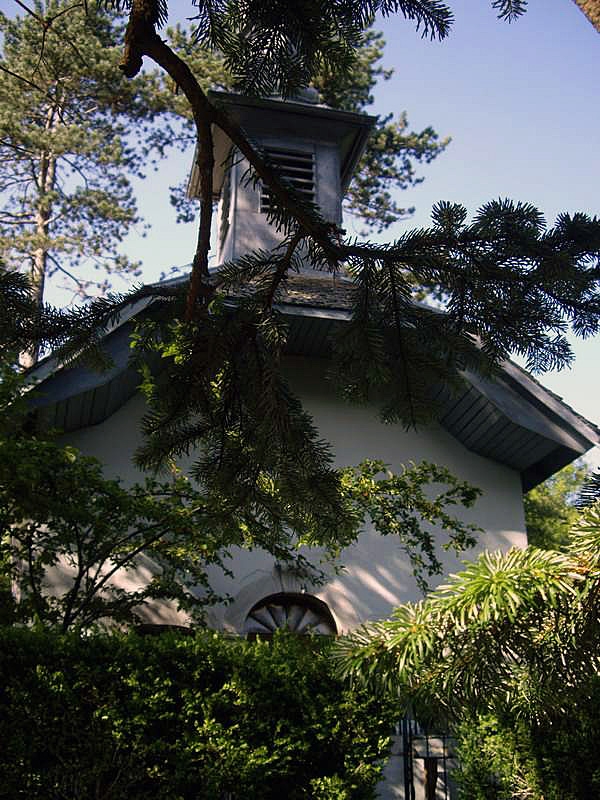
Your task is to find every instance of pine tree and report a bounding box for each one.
[1,1,449,361]
[333,502,600,795]
[0,1,179,315]
[166,24,450,232]
[524,461,587,550]
[17,0,591,526]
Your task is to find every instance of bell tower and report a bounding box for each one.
[188,90,376,265]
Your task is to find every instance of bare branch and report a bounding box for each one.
[185,115,214,319]
[12,0,44,23]
[0,63,46,93]
[0,209,37,220]
[264,228,305,310]
[47,2,84,24]
[118,27,344,313]
[47,252,89,294]
[61,154,91,189]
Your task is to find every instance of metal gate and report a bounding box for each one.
[401,718,457,800]
[378,718,457,800]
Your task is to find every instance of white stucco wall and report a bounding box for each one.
[63,355,527,632]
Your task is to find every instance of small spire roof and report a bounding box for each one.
[188,90,377,199]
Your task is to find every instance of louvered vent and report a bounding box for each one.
[260,148,315,212]
[243,593,336,637]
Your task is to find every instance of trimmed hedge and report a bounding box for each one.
[0,628,393,799]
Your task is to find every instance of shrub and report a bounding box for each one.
[0,627,393,799]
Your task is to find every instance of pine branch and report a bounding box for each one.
[491,0,528,22]
[185,113,213,319]
[0,63,46,93]
[263,229,305,310]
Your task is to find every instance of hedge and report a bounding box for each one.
[0,627,394,799]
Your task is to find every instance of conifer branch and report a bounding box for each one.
[264,229,305,310]
[121,19,343,312]
[0,63,46,94]
[12,0,44,23]
[186,113,214,320]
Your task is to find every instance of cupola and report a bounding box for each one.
[188,90,376,264]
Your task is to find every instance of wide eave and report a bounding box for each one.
[27,274,600,492]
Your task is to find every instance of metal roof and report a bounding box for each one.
[27,272,600,491]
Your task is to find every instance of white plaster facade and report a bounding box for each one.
[54,347,531,800]
[31,90,599,800]
[62,354,526,633]
[38,91,595,633]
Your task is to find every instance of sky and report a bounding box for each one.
[130,0,600,468]
[372,0,600,466]
[2,0,600,465]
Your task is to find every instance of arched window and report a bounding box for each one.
[243,592,337,637]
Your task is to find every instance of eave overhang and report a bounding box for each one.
[27,275,600,492]
[188,91,377,199]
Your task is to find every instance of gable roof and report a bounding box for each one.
[27,272,600,491]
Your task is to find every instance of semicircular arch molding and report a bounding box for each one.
[243,592,337,636]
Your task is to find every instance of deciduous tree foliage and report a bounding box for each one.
[523,460,587,550]
[334,508,600,791]
[0,361,481,629]
[453,700,600,800]
[0,629,396,799]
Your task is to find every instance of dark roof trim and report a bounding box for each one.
[189,91,376,198]
[26,278,600,490]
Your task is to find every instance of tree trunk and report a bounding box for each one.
[18,228,48,370]
[19,105,58,369]
[19,173,53,369]
[31,209,50,311]
[573,0,600,32]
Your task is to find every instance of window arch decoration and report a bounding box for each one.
[243,592,337,637]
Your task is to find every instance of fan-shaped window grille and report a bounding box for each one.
[243,592,336,637]
[260,148,315,212]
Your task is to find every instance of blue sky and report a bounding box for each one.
[3,0,600,463]
[371,0,600,464]
[126,0,600,465]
